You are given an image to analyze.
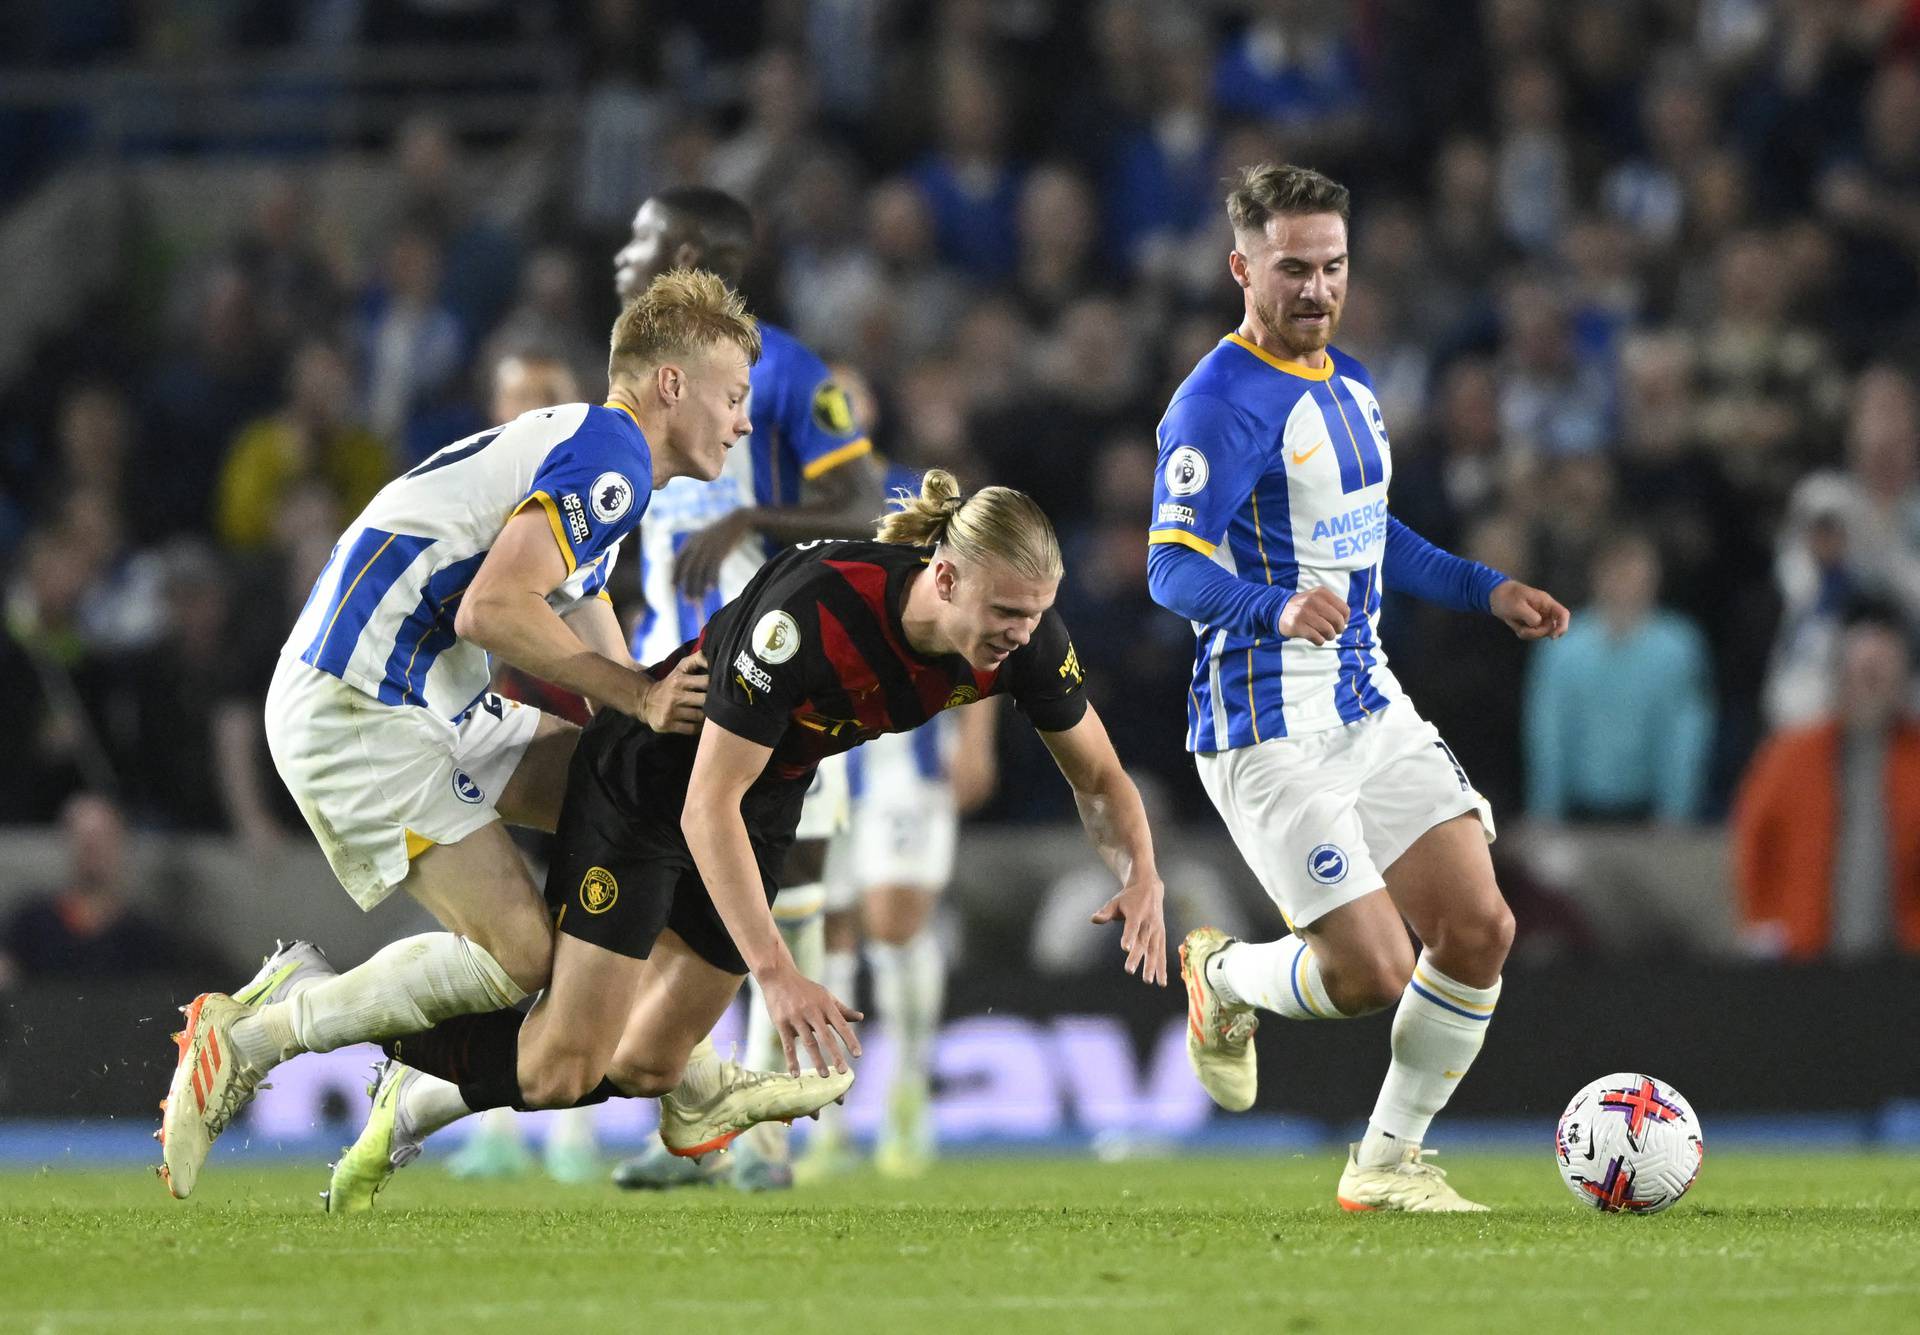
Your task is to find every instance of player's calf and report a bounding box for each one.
[1316,947,1415,1017]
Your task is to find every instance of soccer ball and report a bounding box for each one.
[1555,1073,1704,1213]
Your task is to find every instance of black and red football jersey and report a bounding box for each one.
[662,538,1087,783]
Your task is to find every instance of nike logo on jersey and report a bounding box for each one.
[1290,440,1326,465]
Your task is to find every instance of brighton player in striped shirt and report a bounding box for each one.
[1150,164,1569,1211]
[158,273,837,1197]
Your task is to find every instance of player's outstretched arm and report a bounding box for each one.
[1383,515,1569,638]
[1037,704,1169,987]
[675,452,884,597]
[459,509,703,731]
[683,723,864,1075]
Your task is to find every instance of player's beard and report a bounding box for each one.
[1254,291,1337,360]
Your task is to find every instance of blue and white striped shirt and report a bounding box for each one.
[283,402,650,719]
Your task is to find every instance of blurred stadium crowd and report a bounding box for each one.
[1,0,1917,965]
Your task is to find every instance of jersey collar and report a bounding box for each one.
[602,400,642,430]
[1224,332,1336,381]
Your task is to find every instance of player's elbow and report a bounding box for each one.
[679,795,719,846]
[1144,544,1187,616]
[453,588,512,649]
[452,592,487,643]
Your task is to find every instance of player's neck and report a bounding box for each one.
[899,568,954,658]
[605,386,681,488]
[1238,315,1329,370]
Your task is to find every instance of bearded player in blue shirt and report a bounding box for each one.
[1149,164,1569,1211]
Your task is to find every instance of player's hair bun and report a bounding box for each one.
[875,468,1062,584]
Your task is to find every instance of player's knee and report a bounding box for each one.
[1433,898,1515,976]
[487,933,552,996]
[822,908,861,953]
[606,1051,682,1099]
[862,886,930,944]
[517,1054,600,1110]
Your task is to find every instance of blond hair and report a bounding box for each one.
[608,268,762,382]
[875,469,1063,583]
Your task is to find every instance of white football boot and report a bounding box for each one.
[231,939,335,1008]
[1336,1143,1490,1212]
[1179,927,1259,1112]
[658,1050,854,1158]
[157,993,267,1198]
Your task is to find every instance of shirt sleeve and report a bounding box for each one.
[546,544,619,616]
[996,609,1090,732]
[1147,392,1266,561]
[1382,516,1507,613]
[1146,541,1291,637]
[776,342,873,483]
[701,581,820,748]
[515,416,651,574]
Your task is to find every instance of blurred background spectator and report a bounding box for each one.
[2,0,1920,961]
[1734,605,1920,960]
[0,793,230,983]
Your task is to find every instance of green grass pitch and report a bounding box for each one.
[2,1153,1916,1333]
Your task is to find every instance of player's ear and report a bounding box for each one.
[1228,250,1249,289]
[656,362,683,405]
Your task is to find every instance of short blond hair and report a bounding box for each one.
[876,468,1063,584]
[609,268,762,381]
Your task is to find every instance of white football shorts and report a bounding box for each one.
[1195,700,1493,930]
[821,728,957,911]
[770,753,851,922]
[265,655,542,909]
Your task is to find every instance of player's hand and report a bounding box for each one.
[1276,586,1350,645]
[1490,580,1570,641]
[758,963,863,1077]
[675,512,754,599]
[1091,876,1168,986]
[637,652,708,733]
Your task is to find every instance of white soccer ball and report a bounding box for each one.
[1555,1072,1705,1213]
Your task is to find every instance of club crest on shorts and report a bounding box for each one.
[1164,445,1209,496]
[1307,843,1348,885]
[589,471,633,524]
[451,769,484,804]
[752,610,800,664]
[580,866,619,914]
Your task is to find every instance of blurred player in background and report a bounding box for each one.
[442,350,604,1185]
[800,371,1003,1182]
[812,684,1000,1180]
[1149,165,1568,1212]
[609,188,886,1192]
[157,273,760,1198]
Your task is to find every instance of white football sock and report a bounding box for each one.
[231,934,527,1070]
[1209,936,1344,1020]
[745,901,825,1074]
[812,946,859,1141]
[466,1106,522,1145]
[546,1105,598,1155]
[867,929,944,1086]
[1360,956,1501,1164]
[398,1068,478,1142]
